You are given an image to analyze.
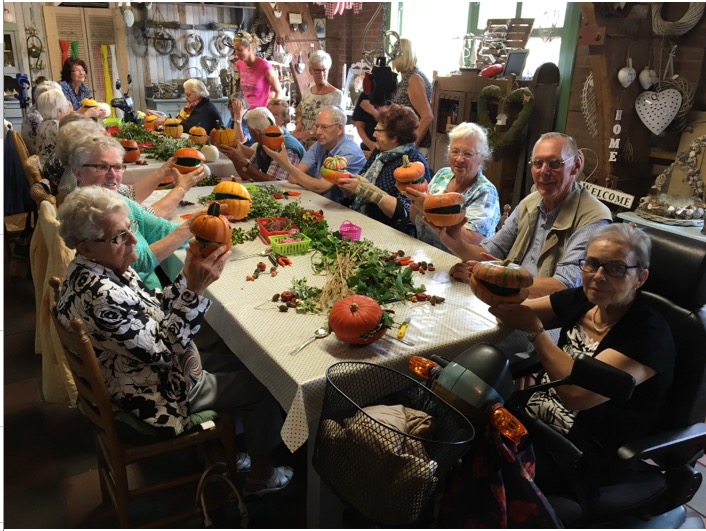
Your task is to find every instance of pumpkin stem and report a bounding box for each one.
[402,154,411,168]
[501,259,512,266]
[207,201,221,217]
[126,133,132,140]
[350,303,359,313]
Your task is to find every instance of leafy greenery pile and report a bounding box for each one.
[111,122,198,161]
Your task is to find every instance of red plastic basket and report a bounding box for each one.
[339,220,362,241]
[257,217,299,243]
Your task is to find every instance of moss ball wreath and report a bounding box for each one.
[477,86,535,153]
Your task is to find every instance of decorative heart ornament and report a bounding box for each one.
[200,56,218,74]
[169,51,189,71]
[635,89,682,136]
[617,59,636,88]
[638,67,658,90]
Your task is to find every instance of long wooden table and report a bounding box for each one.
[122,156,238,185]
[151,182,507,526]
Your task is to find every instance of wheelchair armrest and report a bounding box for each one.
[617,422,706,468]
[509,353,543,379]
[516,410,584,464]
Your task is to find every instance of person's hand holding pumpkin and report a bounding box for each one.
[402,187,429,212]
[183,244,231,295]
[487,303,542,333]
[335,176,360,198]
[449,252,498,282]
[175,164,205,191]
[219,143,249,168]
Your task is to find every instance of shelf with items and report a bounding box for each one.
[3,23,20,75]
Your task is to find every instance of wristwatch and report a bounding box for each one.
[526,327,545,343]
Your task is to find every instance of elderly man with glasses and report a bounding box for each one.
[264,105,366,204]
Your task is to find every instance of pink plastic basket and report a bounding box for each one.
[339,220,362,241]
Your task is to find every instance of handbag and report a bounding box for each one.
[194,462,249,528]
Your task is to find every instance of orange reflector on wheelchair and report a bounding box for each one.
[409,356,438,379]
[489,405,528,444]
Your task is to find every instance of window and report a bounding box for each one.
[390,2,580,131]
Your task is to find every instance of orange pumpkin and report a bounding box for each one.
[320,155,351,184]
[394,155,428,193]
[144,115,159,131]
[173,147,205,174]
[261,123,284,151]
[120,135,141,163]
[213,125,238,148]
[422,192,466,226]
[189,124,208,145]
[164,117,183,138]
[328,295,389,345]
[81,98,98,109]
[209,120,222,144]
[189,201,232,258]
[213,180,252,221]
[470,259,533,306]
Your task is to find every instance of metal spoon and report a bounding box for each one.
[289,328,330,356]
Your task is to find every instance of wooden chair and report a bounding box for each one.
[48,277,239,528]
[24,155,56,208]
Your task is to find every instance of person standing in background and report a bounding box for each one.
[230,32,282,109]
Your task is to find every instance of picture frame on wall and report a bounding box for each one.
[315,18,326,39]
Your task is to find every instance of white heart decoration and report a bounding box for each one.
[617,65,636,88]
[635,89,682,136]
[638,67,658,90]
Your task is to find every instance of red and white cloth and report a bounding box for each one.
[315,2,363,19]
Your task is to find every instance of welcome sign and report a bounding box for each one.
[579,181,635,209]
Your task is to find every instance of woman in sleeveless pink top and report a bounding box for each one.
[231,32,282,109]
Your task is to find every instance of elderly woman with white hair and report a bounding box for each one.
[36,89,73,167]
[219,107,305,182]
[405,122,500,251]
[146,78,222,132]
[293,50,343,144]
[21,79,62,154]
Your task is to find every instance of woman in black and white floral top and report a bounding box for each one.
[56,185,294,496]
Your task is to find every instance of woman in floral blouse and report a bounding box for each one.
[21,79,62,155]
[56,186,294,496]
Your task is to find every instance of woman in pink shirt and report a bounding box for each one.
[231,32,282,109]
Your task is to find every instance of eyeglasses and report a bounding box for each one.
[314,123,338,131]
[449,149,478,160]
[92,220,139,246]
[82,163,127,175]
[579,258,640,278]
[528,157,572,170]
[373,127,386,133]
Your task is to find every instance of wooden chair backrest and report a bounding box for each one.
[12,131,29,167]
[24,155,42,186]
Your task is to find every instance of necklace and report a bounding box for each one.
[590,307,615,335]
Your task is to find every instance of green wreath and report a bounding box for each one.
[477,85,535,153]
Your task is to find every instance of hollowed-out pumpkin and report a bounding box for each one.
[213,125,238,148]
[422,192,466,226]
[144,115,159,131]
[189,124,208,145]
[320,155,351,184]
[173,147,205,174]
[470,259,533,306]
[120,135,141,163]
[261,122,284,151]
[81,98,98,109]
[328,295,389,345]
[189,201,232,258]
[394,155,428,193]
[164,117,184,138]
[213,180,252,221]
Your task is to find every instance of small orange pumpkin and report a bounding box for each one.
[470,259,533,306]
[422,192,466,227]
[213,125,238,148]
[328,295,389,345]
[189,201,233,258]
[164,117,184,138]
[213,180,252,221]
[173,147,205,174]
[144,115,159,131]
[81,98,98,109]
[120,135,141,163]
[394,155,428,193]
[209,120,222,144]
[261,123,284,151]
[320,155,351,184]
[189,124,208,145]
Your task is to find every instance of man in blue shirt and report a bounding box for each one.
[263,105,367,203]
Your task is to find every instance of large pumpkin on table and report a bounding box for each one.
[189,124,208,145]
[422,192,466,226]
[120,135,141,163]
[470,259,533,306]
[328,295,389,345]
[164,117,184,138]
[213,180,252,221]
[173,147,205,174]
[189,201,232,258]
[320,155,352,184]
[394,155,428,193]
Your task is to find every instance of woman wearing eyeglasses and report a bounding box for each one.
[487,223,675,492]
[68,135,194,290]
[292,51,343,145]
[230,32,282,110]
[56,186,293,495]
[405,122,500,252]
[335,104,431,236]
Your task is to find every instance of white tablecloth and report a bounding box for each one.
[153,183,508,453]
[122,156,237,185]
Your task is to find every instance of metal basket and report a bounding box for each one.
[313,362,474,526]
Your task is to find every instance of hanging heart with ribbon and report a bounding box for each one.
[635,89,682,136]
[638,67,658,90]
[169,50,189,71]
[200,56,219,75]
